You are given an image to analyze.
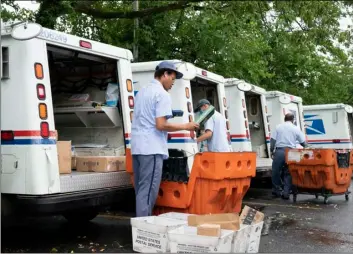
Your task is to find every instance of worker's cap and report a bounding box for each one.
[194,99,211,112]
[155,61,183,79]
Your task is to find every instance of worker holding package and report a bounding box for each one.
[270,112,308,200]
[195,99,230,152]
[131,61,199,217]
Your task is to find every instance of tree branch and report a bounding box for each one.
[73,0,203,19]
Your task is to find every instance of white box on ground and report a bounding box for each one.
[158,212,193,221]
[246,221,264,253]
[131,216,187,253]
[168,226,234,253]
[232,224,251,253]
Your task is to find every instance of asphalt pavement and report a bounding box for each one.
[2,180,353,253]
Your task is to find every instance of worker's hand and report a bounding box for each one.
[184,122,200,131]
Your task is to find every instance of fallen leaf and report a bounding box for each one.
[51,248,58,253]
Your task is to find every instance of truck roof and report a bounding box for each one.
[224,78,267,94]
[304,103,350,111]
[1,22,133,61]
[266,90,302,103]
[131,60,225,84]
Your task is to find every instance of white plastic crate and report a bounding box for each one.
[158,212,193,221]
[168,225,234,253]
[246,221,264,253]
[231,224,251,253]
[130,216,187,253]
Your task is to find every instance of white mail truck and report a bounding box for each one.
[1,21,135,221]
[225,79,272,176]
[303,103,353,149]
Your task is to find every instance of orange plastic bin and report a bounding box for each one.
[126,149,256,214]
[285,148,352,204]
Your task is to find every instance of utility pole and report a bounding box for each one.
[133,0,139,61]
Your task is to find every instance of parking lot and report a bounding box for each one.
[2,180,353,253]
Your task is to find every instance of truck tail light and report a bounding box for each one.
[245,121,248,128]
[246,130,250,139]
[224,110,228,119]
[34,63,44,79]
[40,122,49,138]
[242,99,245,108]
[1,131,14,141]
[187,102,192,113]
[38,103,48,120]
[130,111,133,122]
[79,40,92,49]
[223,97,227,107]
[185,87,190,98]
[37,84,46,100]
[189,115,193,122]
[243,110,247,119]
[190,130,195,139]
[128,96,134,108]
[126,79,133,92]
[226,121,230,130]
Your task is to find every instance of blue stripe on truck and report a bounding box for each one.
[1,139,57,145]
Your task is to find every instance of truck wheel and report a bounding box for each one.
[62,210,99,223]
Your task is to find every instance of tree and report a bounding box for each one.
[2,0,353,105]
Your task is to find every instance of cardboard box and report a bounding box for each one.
[130,216,187,253]
[76,156,126,172]
[240,206,264,225]
[197,224,221,237]
[71,156,76,169]
[188,213,240,230]
[57,141,72,174]
[168,225,234,253]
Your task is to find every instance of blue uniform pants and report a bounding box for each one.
[272,148,292,196]
[133,154,163,217]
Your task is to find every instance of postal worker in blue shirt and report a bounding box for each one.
[131,61,199,217]
[270,113,308,200]
[195,99,231,152]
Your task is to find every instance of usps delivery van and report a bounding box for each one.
[266,91,306,143]
[303,103,353,148]
[131,60,232,173]
[225,79,272,175]
[1,21,135,221]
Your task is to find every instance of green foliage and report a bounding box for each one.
[2,0,353,105]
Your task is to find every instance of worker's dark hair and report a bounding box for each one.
[154,68,175,78]
[284,113,294,122]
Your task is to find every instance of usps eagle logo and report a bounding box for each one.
[304,114,326,135]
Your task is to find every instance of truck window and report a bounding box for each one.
[1,46,9,79]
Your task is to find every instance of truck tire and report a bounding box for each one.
[62,209,99,223]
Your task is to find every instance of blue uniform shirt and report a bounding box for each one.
[204,111,230,152]
[131,79,173,160]
[271,121,306,148]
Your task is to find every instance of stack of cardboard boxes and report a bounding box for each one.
[131,206,265,253]
[55,130,126,174]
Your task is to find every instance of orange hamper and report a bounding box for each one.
[285,148,352,204]
[126,149,256,215]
